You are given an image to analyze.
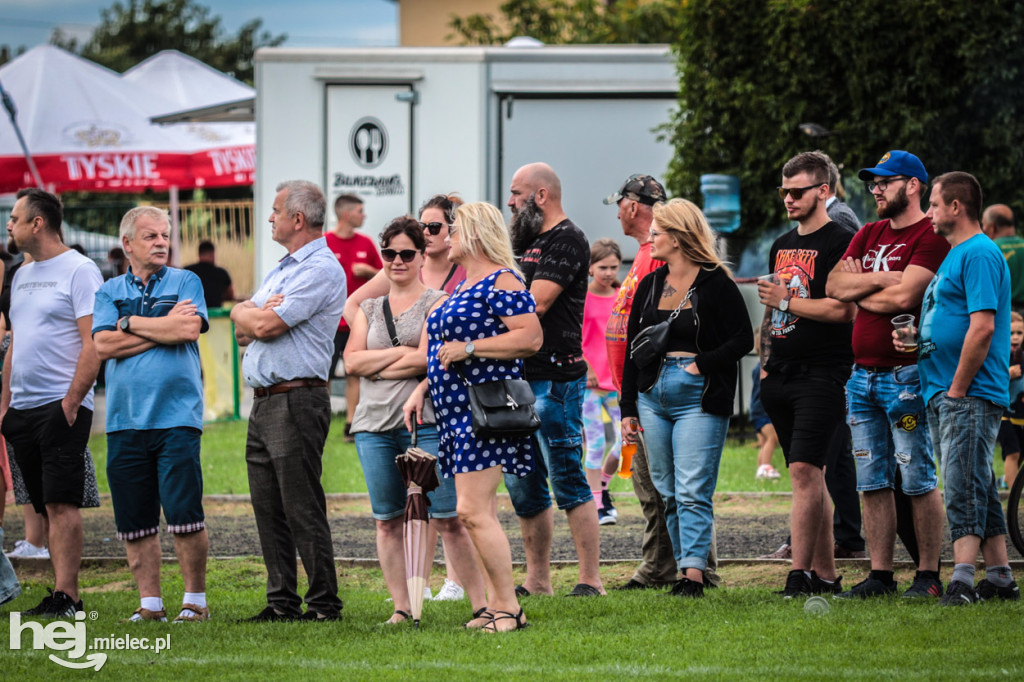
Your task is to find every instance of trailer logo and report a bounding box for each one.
[350,118,388,168]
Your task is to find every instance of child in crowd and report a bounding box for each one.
[751,336,780,480]
[997,310,1024,489]
[582,239,623,525]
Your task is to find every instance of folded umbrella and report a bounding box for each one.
[395,422,440,627]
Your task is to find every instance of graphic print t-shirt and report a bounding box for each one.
[767,222,853,367]
[605,242,663,390]
[519,219,589,381]
[842,217,949,366]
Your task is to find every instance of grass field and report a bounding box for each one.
[2,559,1021,680]
[85,417,1011,496]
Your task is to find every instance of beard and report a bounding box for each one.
[510,194,545,255]
[787,194,820,223]
[877,184,910,219]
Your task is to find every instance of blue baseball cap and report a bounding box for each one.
[858,150,928,183]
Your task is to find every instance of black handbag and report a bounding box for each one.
[630,287,693,368]
[454,364,541,439]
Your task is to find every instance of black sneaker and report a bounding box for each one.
[975,579,1021,602]
[902,572,943,599]
[834,577,897,600]
[244,606,297,623]
[615,579,659,591]
[939,580,978,606]
[597,507,617,526]
[777,570,812,598]
[668,578,704,598]
[299,609,342,622]
[22,588,83,618]
[601,489,618,519]
[810,572,843,595]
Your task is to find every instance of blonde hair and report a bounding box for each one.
[652,198,728,274]
[1011,310,1023,324]
[454,202,522,277]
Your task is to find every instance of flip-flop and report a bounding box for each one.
[514,585,530,597]
[565,583,602,597]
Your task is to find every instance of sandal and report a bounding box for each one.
[481,608,529,633]
[514,585,531,598]
[565,583,602,597]
[384,610,411,625]
[463,606,494,630]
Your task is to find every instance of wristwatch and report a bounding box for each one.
[778,296,791,313]
[465,341,476,358]
[119,316,131,332]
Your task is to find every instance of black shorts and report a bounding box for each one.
[1,400,93,514]
[759,367,847,469]
[997,420,1022,460]
[331,329,351,377]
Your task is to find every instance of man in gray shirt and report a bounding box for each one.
[231,180,347,621]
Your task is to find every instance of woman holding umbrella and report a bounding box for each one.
[345,216,486,624]
[404,202,542,632]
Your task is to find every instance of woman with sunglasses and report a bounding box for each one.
[620,198,753,598]
[344,216,486,624]
[403,202,542,632]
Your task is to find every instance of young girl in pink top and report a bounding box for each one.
[583,239,623,525]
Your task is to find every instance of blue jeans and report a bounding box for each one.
[638,357,729,572]
[0,527,21,606]
[505,376,592,515]
[927,393,1008,543]
[355,425,457,521]
[846,365,937,495]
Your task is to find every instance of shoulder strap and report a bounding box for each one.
[441,263,459,290]
[381,297,401,347]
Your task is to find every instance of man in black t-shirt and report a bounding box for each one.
[504,162,605,597]
[185,241,234,309]
[757,151,856,598]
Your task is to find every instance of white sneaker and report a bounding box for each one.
[385,586,433,603]
[433,579,465,601]
[756,464,781,480]
[5,540,50,559]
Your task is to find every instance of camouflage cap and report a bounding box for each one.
[603,173,667,206]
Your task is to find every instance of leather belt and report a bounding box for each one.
[253,378,328,397]
[854,364,904,374]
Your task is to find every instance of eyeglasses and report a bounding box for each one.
[777,183,826,200]
[649,229,667,239]
[418,221,446,235]
[866,177,908,193]
[381,248,420,263]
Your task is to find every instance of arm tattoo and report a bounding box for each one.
[661,282,678,298]
[759,307,772,368]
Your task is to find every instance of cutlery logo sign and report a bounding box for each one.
[350,118,388,169]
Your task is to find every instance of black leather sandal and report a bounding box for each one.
[482,608,529,632]
[384,610,411,625]
[463,606,493,629]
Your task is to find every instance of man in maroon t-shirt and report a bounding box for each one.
[326,194,381,440]
[826,150,950,600]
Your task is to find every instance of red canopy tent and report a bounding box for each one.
[0,45,254,193]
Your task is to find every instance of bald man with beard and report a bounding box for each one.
[504,162,605,597]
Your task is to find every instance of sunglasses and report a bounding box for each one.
[418,221,446,235]
[777,183,825,200]
[381,248,420,263]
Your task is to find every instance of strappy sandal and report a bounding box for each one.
[384,610,411,625]
[463,606,494,629]
[481,608,529,633]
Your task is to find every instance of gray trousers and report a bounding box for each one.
[246,387,342,617]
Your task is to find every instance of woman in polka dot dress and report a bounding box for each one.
[404,202,542,632]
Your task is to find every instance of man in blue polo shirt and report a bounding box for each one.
[93,206,210,623]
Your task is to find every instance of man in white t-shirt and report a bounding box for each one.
[1,188,103,619]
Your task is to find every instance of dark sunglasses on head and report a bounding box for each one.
[776,183,826,200]
[381,248,420,263]
[418,221,445,235]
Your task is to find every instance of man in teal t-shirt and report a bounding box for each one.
[982,204,1024,308]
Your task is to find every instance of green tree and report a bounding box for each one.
[667,0,1024,239]
[51,0,285,84]
[449,0,683,45]
[1,44,27,67]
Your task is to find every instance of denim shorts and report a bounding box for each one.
[505,376,593,515]
[927,393,1008,543]
[846,365,937,495]
[355,425,457,521]
[107,427,205,541]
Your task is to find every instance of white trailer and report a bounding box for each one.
[253,45,677,281]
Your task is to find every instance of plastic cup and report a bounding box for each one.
[804,596,830,614]
[757,273,781,286]
[891,313,918,352]
[618,442,636,479]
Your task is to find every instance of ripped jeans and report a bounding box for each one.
[846,364,938,495]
